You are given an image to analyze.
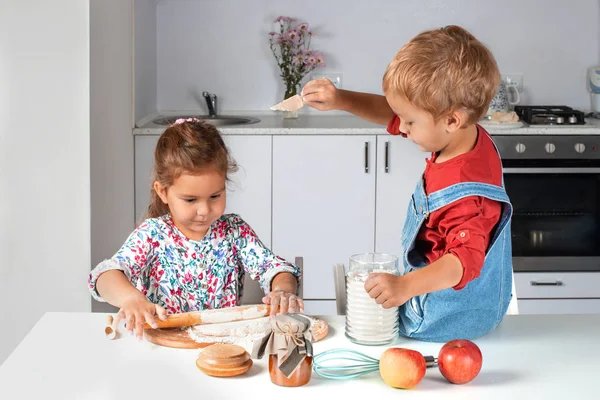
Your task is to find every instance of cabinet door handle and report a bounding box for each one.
[385,141,390,173]
[364,142,369,173]
[530,281,563,286]
[294,256,303,298]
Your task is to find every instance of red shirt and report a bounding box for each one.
[387,116,503,290]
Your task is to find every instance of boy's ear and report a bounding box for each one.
[153,181,169,204]
[445,109,470,133]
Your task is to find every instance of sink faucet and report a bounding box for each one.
[202,91,218,117]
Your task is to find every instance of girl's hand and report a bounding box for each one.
[364,274,410,309]
[262,290,304,316]
[113,291,167,340]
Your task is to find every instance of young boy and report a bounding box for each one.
[301,25,513,342]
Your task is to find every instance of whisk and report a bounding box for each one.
[312,349,380,380]
[312,348,437,380]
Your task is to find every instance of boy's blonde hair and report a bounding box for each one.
[382,25,500,125]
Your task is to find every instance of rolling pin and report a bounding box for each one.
[143,304,270,329]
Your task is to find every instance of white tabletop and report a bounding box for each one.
[1,312,599,399]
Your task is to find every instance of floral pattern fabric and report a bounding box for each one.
[88,214,300,314]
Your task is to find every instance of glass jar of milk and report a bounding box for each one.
[345,253,400,346]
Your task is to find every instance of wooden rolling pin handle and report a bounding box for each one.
[143,312,203,330]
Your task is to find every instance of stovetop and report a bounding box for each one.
[514,105,586,125]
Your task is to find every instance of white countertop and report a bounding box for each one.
[133,110,600,136]
[1,312,599,399]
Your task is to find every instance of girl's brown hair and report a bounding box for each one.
[145,120,238,219]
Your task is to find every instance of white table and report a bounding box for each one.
[1,312,599,399]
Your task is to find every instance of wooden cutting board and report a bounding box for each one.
[144,316,329,349]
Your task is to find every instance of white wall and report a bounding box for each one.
[135,0,158,122]
[0,0,91,364]
[90,0,135,313]
[150,0,598,114]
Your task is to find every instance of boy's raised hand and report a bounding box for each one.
[364,273,410,309]
[301,78,341,111]
[113,291,167,340]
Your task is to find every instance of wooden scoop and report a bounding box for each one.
[270,94,304,112]
[143,304,270,329]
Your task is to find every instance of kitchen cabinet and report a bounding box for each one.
[375,136,427,255]
[518,299,600,314]
[272,135,377,300]
[515,272,600,314]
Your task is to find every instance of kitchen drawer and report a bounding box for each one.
[518,299,600,315]
[515,272,600,299]
[303,300,337,317]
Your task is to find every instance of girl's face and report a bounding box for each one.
[154,170,227,241]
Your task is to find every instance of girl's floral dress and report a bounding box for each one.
[88,214,300,314]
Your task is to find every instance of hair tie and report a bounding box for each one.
[172,117,202,126]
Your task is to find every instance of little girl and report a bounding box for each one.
[88,118,302,340]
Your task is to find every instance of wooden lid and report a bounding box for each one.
[196,343,252,377]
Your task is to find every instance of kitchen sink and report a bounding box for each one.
[152,115,260,126]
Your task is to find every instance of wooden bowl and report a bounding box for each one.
[196,343,253,377]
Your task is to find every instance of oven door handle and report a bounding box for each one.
[530,280,563,286]
[503,168,600,174]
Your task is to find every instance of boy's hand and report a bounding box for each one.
[113,291,167,340]
[301,78,341,111]
[364,273,410,308]
[262,290,304,316]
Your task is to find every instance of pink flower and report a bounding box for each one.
[274,16,296,23]
[287,29,300,43]
[276,34,290,44]
[268,31,277,36]
[314,53,326,67]
[293,55,306,65]
[294,22,309,32]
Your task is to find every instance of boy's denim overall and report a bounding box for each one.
[398,162,513,342]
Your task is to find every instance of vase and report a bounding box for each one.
[282,83,300,119]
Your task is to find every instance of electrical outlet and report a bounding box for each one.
[503,74,523,91]
[311,74,343,89]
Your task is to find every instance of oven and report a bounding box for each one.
[494,135,600,273]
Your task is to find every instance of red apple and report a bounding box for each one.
[379,348,426,389]
[437,339,483,384]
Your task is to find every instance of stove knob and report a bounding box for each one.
[575,143,586,153]
[515,143,526,153]
[569,115,578,124]
[556,116,565,124]
[545,143,556,154]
